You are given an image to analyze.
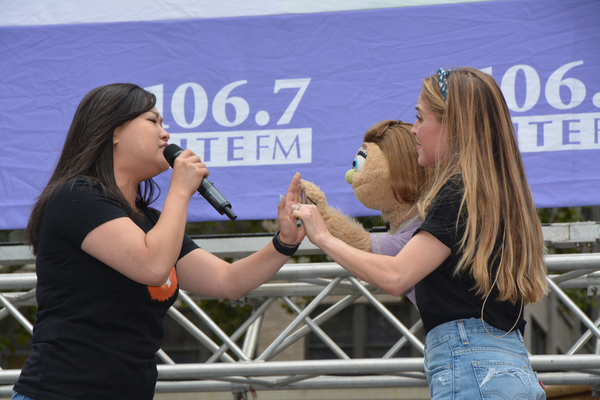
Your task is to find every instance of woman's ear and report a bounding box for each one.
[113,123,126,145]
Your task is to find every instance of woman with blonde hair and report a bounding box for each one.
[294,67,547,399]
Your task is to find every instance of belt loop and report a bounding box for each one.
[457,320,469,345]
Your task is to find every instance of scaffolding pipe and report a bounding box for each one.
[280,296,350,360]
[255,276,343,361]
[0,232,599,396]
[146,355,600,380]
[178,291,250,362]
[206,297,276,364]
[0,254,599,287]
[0,294,32,335]
[547,277,600,339]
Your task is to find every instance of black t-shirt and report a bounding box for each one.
[414,177,525,335]
[15,178,199,400]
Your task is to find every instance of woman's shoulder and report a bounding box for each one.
[435,174,464,201]
[52,176,112,203]
[57,176,101,191]
[444,174,464,190]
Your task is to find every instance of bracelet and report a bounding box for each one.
[272,230,299,257]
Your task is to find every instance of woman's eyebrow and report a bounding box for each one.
[149,110,163,123]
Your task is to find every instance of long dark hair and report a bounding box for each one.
[25,83,160,254]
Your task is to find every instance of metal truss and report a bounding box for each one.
[0,222,599,398]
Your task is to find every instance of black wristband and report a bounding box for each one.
[272,230,299,257]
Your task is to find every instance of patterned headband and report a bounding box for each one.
[437,68,450,103]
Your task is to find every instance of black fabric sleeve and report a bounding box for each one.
[49,178,200,258]
[180,234,200,260]
[413,178,464,252]
[142,207,200,260]
[47,179,128,248]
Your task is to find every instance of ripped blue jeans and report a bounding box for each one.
[424,318,546,400]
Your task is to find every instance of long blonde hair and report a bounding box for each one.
[417,67,547,305]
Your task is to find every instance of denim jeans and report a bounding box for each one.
[424,318,546,400]
[12,392,37,400]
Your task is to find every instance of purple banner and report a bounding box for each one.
[1,0,599,229]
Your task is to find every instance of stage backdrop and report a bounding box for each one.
[1,0,599,229]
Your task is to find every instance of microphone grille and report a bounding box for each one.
[164,144,183,168]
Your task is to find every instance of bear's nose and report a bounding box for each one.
[345,169,354,185]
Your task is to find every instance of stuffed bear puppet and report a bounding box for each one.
[301,120,429,303]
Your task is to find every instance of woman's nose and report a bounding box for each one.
[160,127,170,141]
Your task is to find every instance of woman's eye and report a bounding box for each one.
[352,150,367,172]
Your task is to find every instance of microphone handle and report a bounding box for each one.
[163,144,236,220]
[198,178,237,220]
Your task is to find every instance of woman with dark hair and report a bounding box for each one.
[14,83,304,400]
[293,68,547,399]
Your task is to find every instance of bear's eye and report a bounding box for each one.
[352,150,367,172]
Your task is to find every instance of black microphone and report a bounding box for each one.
[163,144,237,220]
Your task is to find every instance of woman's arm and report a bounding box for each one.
[176,244,290,300]
[177,173,305,299]
[293,203,450,296]
[81,149,207,286]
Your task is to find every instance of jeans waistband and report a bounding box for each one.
[425,318,520,348]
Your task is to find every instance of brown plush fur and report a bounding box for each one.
[301,143,417,253]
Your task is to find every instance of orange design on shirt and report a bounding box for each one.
[147,267,178,301]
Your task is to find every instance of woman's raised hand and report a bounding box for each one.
[290,176,330,247]
[277,172,306,246]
